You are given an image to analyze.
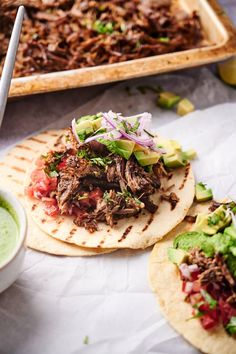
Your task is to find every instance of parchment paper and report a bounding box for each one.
[1,68,236,354]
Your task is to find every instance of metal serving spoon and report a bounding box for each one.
[0,6,25,129]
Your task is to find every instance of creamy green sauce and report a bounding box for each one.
[0,197,19,266]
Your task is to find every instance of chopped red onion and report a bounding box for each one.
[184,281,193,294]
[188,264,199,273]
[229,210,236,229]
[179,263,191,279]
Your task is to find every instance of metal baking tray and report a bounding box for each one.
[7,0,236,98]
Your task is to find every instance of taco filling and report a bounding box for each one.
[168,201,236,335]
[26,111,195,232]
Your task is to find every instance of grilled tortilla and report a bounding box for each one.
[148,202,236,354]
[0,131,116,256]
[25,130,195,249]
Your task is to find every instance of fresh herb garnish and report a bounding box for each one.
[77,149,90,159]
[187,310,204,321]
[103,191,114,203]
[226,317,236,335]
[144,129,155,138]
[117,190,142,205]
[93,20,113,34]
[44,152,63,177]
[90,157,112,168]
[83,335,89,345]
[159,37,170,43]
[130,119,140,133]
[200,289,217,309]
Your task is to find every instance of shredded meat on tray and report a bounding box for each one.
[0,0,203,78]
[40,131,167,232]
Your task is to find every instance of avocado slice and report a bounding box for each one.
[99,139,135,160]
[168,248,188,265]
[193,205,231,235]
[195,182,213,202]
[157,92,181,109]
[92,117,102,131]
[134,150,160,166]
[163,152,186,168]
[78,113,102,122]
[177,98,195,116]
[183,149,197,161]
[76,120,94,131]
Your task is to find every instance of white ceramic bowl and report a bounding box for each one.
[0,188,27,293]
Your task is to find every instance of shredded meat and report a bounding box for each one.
[125,159,160,196]
[0,0,203,78]
[161,191,179,210]
[74,189,145,229]
[189,250,236,307]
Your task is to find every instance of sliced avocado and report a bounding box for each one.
[157,92,181,109]
[193,205,231,235]
[183,149,197,161]
[99,139,135,160]
[92,117,102,131]
[168,248,188,265]
[76,120,94,131]
[163,152,186,168]
[195,182,213,202]
[133,143,147,152]
[177,98,195,116]
[115,139,135,152]
[134,150,160,166]
[78,113,102,122]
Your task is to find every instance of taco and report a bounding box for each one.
[0,131,115,256]
[25,111,195,249]
[149,199,236,354]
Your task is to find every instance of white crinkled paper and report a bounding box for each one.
[1,69,236,354]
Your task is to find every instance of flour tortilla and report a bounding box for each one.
[0,131,115,256]
[25,131,195,249]
[148,202,236,354]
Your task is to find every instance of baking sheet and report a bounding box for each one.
[1,68,236,354]
[7,0,236,98]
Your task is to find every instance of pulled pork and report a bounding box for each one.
[42,135,166,232]
[0,0,203,78]
[190,250,236,307]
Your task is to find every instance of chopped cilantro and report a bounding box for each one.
[130,119,140,133]
[93,20,113,34]
[103,191,113,203]
[44,152,63,177]
[144,129,155,138]
[159,37,170,43]
[77,149,90,159]
[90,157,112,167]
[83,335,89,345]
[200,289,217,309]
[187,310,204,321]
[226,317,236,335]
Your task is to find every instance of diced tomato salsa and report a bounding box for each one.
[26,157,103,218]
[180,265,236,332]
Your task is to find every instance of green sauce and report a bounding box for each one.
[0,197,19,266]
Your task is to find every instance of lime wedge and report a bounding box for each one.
[218,57,236,86]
